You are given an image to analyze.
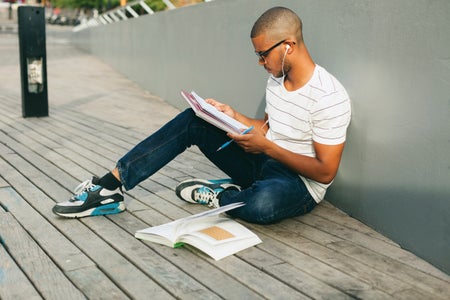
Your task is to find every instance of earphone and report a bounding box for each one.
[282,44,290,77]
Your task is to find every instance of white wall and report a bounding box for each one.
[72,0,450,274]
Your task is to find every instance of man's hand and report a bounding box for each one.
[206,98,236,119]
[206,99,273,153]
[228,127,269,154]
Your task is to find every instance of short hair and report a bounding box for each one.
[251,7,303,42]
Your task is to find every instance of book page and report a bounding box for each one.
[136,203,245,245]
[135,219,181,246]
[181,90,248,134]
[177,202,245,223]
[191,91,248,133]
[180,218,262,260]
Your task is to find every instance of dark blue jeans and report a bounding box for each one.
[117,109,316,224]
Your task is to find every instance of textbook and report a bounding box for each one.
[135,203,262,260]
[181,90,248,134]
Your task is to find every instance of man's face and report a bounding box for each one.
[252,35,287,78]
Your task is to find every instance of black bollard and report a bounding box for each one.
[18,6,48,117]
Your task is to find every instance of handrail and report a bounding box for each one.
[73,0,214,32]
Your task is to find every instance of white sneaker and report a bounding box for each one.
[52,176,125,218]
[175,179,240,208]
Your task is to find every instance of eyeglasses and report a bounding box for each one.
[255,39,286,64]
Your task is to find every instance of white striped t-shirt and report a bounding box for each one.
[265,64,351,202]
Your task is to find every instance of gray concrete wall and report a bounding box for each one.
[71,0,450,274]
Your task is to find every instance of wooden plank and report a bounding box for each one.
[0,181,130,299]
[249,220,419,295]
[0,157,173,299]
[327,240,450,299]
[312,201,400,246]
[0,184,94,272]
[0,209,42,300]
[237,245,352,299]
[0,121,106,182]
[0,207,85,299]
[265,212,450,298]
[0,130,80,194]
[30,119,121,170]
[0,246,42,300]
[298,212,449,278]
[48,110,139,152]
[391,287,443,300]
[253,232,394,299]
[0,176,8,188]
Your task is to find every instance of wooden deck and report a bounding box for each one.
[1,27,449,300]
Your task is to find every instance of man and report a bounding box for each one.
[53,7,351,224]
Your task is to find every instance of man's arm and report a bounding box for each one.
[230,131,345,184]
[265,141,345,184]
[206,98,344,184]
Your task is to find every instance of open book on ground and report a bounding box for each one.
[135,203,262,261]
[181,90,248,134]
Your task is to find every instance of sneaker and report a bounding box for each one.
[52,176,125,218]
[175,179,241,208]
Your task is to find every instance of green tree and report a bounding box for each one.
[146,0,166,12]
[51,0,167,11]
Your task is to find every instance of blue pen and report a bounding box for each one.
[216,126,254,151]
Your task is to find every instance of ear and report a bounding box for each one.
[285,41,296,53]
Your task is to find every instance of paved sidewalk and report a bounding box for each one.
[0,4,17,34]
[1,26,449,299]
[1,25,180,134]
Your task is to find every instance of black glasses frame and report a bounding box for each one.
[255,39,286,63]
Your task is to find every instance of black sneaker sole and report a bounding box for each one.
[52,201,125,218]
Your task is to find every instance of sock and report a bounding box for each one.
[98,172,122,190]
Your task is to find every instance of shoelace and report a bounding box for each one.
[71,179,95,201]
[194,187,220,206]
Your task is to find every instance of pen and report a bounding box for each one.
[216,126,254,151]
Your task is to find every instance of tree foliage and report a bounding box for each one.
[51,0,167,11]
[51,0,105,9]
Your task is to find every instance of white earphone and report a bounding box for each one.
[282,44,290,77]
